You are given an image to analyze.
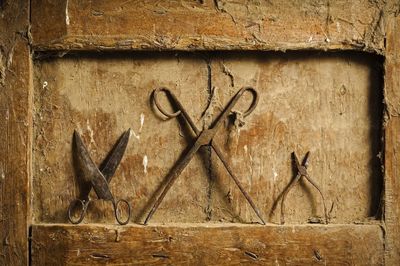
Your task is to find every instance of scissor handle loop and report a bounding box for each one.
[153,87,182,118]
[113,199,131,225]
[240,87,259,117]
[68,199,89,224]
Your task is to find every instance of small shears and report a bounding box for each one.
[68,130,131,225]
[280,151,328,224]
[145,87,265,224]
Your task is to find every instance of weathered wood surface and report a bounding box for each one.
[0,0,31,265]
[33,52,383,225]
[383,15,400,265]
[31,224,384,265]
[31,0,391,53]
[0,0,32,265]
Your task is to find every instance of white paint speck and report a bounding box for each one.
[130,130,140,140]
[139,113,145,132]
[65,0,70,25]
[308,36,313,42]
[336,22,341,33]
[0,167,4,181]
[273,167,278,181]
[243,145,248,153]
[143,155,148,174]
[42,81,48,89]
[86,119,95,145]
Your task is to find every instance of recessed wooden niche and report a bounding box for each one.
[33,51,383,225]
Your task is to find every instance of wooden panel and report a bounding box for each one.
[31,224,384,265]
[33,53,211,224]
[383,15,400,265]
[33,52,383,225]
[0,0,31,265]
[31,0,390,53]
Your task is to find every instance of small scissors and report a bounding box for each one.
[145,87,265,224]
[68,130,131,225]
[280,151,328,224]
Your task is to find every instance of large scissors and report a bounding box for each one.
[145,87,265,224]
[280,151,328,224]
[68,130,131,225]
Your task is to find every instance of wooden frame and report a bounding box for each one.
[1,0,399,264]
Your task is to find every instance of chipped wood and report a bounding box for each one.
[31,0,390,53]
[0,0,31,265]
[31,224,384,265]
[1,0,399,264]
[383,14,400,265]
[32,52,383,225]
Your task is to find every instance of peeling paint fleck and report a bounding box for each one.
[143,155,148,174]
[273,167,278,182]
[0,167,4,181]
[66,0,70,25]
[139,113,145,132]
[131,130,140,140]
[86,119,95,145]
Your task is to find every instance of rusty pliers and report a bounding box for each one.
[145,87,265,224]
[280,151,328,224]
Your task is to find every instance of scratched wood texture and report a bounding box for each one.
[383,15,400,265]
[33,52,383,225]
[31,0,389,53]
[1,0,396,265]
[0,0,31,265]
[31,224,384,265]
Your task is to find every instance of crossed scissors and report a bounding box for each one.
[280,151,328,224]
[145,87,265,224]
[68,130,131,225]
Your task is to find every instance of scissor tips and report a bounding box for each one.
[126,128,132,138]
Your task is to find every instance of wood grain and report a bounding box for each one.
[32,52,383,225]
[31,223,384,265]
[31,0,389,53]
[383,15,400,265]
[0,0,31,264]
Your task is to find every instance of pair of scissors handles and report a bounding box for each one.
[153,87,259,121]
[68,197,131,225]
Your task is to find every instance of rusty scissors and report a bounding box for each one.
[68,130,131,225]
[145,86,265,224]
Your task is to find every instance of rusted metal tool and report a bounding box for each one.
[280,151,328,224]
[145,87,265,224]
[68,130,131,225]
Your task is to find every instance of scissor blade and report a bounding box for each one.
[302,151,311,168]
[100,129,131,182]
[144,139,203,224]
[292,152,302,169]
[74,131,114,201]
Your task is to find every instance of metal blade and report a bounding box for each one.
[74,131,114,201]
[99,129,131,182]
[302,151,311,168]
[292,152,302,170]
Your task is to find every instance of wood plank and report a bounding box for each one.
[383,14,400,265]
[0,0,31,265]
[31,224,384,265]
[31,0,390,53]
